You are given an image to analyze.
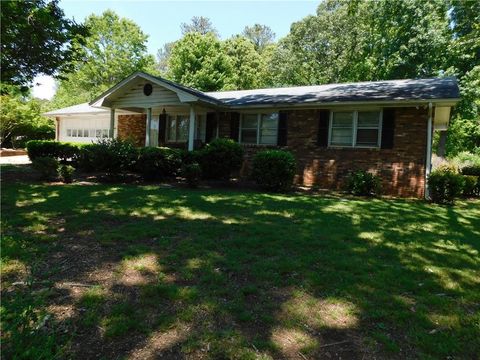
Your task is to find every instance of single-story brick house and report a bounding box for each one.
[44,71,460,198]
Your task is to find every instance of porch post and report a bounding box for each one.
[188,105,196,151]
[146,108,152,146]
[109,108,115,138]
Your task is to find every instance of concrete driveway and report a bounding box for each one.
[0,155,31,165]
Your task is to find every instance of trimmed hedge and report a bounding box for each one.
[346,170,382,196]
[428,167,465,204]
[32,156,59,180]
[198,139,243,180]
[251,150,296,192]
[136,147,182,180]
[26,140,81,162]
[86,138,137,177]
[463,175,480,197]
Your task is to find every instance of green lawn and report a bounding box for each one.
[1,181,479,359]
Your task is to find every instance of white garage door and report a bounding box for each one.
[58,115,111,143]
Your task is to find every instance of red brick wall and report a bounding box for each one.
[219,107,428,198]
[117,114,146,147]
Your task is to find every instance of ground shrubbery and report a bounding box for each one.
[31,156,59,180]
[346,170,382,196]
[182,162,202,187]
[58,164,75,183]
[251,150,296,191]
[136,147,182,180]
[198,139,243,180]
[428,165,466,204]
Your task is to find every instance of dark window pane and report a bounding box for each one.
[241,129,257,143]
[356,129,379,146]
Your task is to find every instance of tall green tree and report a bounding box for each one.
[223,36,268,89]
[51,10,155,107]
[181,16,218,36]
[0,94,54,148]
[242,24,275,52]
[167,33,233,91]
[445,0,480,154]
[1,0,87,91]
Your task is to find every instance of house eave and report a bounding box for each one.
[225,98,461,110]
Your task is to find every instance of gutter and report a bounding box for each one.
[425,102,433,199]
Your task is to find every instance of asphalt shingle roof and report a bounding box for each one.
[205,77,460,106]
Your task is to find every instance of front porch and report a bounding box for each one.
[89,72,224,150]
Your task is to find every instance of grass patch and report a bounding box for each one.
[1,183,479,359]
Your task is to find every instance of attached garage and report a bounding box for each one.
[43,103,135,144]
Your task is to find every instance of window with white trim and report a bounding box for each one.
[329,110,382,148]
[66,128,109,138]
[240,113,278,145]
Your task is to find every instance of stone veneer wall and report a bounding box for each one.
[117,114,146,147]
[219,107,428,198]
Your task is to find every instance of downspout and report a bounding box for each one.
[425,102,433,199]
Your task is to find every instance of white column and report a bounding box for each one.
[188,105,196,151]
[425,102,433,199]
[146,108,152,146]
[109,108,115,138]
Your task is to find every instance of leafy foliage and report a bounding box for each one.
[51,10,155,108]
[1,95,54,148]
[86,138,137,178]
[198,138,243,180]
[181,16,218,36]
[136,147,182,180]
[251,150,296,192]
[242,24,275,52]
[223,36,269,89]
[428,167,465,204]
[58,164,75,183]
[181,162,202,188]
[167,33,234,91]
[26,140,80,162]
[346,171,382,196]
[32,157,59,180]
[462,175,480,197]
[0,0,88,90]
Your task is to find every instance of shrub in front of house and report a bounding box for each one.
[26,140,61,160]
[179,149,202,165]
[461,165,480,176]
[58,164,75,183]
[182,162,202,188]
[26,140,81,162]
[346,170,382,196]
[427,166,465,204]
[462,175,480,198]
[87,138,137,178]
[31,156,59,180]
[198,138,243,180]
[75,144,98,172]
[136,147,182,180]
[251,150,296,192]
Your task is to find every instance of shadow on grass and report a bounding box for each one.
[1,183,479,359]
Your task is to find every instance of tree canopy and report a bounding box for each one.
[181,16,218,36]
[167,32,234,91]
[242,24,275,52]
[51,10,155,108]
[0,0,88,91]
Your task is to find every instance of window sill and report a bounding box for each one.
[327,145,380,150]
[239,143,278,148]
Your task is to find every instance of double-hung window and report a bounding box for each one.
[329,110,382,148]
[240,113,278,145]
